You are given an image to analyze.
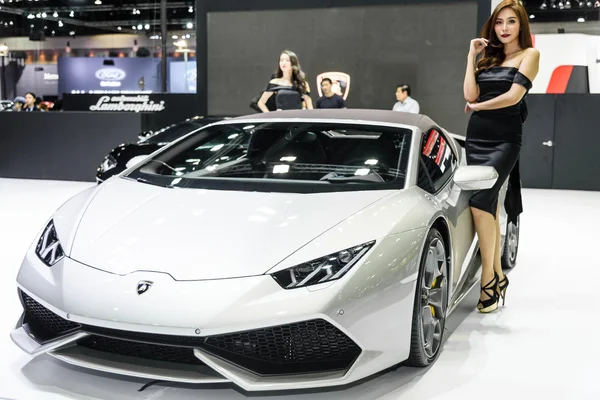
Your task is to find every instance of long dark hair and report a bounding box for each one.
[476,0,533,73]
[275,50,308,94]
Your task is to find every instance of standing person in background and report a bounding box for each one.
[257,50,313,112]
[392,84,420,114]
[316,78,346,109]
[23,92,39,112]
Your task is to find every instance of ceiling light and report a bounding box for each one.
[58,20,63,27]
[117,26,122,30]
[41,12,47,17]
[137,24,142,30]
[565,0,572,8]
[578,17,586,21]
[69,31,75,36]
[95,0,102,4]
[132,25,136,30]
[186,22,193,29]
[52,11,57,17]
[144,24,150,30]
[9,21,13,25]
[69,11,74,17]
[27,13,34,19]
[529,14,535,18]
[35,13,41,18]
[540,1,548,8]
[188,6,193,12]
[172,35,178,39]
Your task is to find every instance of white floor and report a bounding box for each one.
[1,178,599,400]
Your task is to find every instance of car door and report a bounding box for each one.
[417,128,476,301]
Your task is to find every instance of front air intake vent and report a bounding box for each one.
[202,319,361,376]
[20,290,81,340]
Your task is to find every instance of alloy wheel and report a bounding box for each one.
[507,220,519,263]
[420,238,448,359]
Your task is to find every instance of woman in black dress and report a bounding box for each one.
[463,0,539,313]
[257,50,313,112]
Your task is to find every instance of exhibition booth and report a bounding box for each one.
[2,0,600,399]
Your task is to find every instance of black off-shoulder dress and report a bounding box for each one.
[466,66,533,224]
[264,83,309,110]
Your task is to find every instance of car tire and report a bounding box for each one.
[501,215,520,270]
[406,228,449,368]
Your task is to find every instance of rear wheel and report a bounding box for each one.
[501,215,520,269]
[406,228,449,367]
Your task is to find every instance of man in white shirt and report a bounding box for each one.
[392,84,420,114]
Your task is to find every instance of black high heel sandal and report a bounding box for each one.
[497,275,509,306]
[477,272,499,313]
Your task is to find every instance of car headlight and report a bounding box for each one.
[271,241,375,289]
[35,220,65,267]
[99,155,117,173]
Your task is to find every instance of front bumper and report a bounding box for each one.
[12,236,420,391]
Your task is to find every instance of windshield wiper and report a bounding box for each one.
[134,177,177,189]
[319,172,384,183]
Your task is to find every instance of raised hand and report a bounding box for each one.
[469,38,488,56]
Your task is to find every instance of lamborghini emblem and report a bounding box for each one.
[137,280,153,295]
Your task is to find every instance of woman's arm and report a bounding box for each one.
[464,53,480,102]
[303,82,313,109]
[464,38,487,102]
[469,48,540,112]
[303,95,313,109]
[257,91,274,113]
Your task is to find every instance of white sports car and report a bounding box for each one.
[11,109,519,392]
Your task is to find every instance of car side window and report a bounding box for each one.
[417,128,458,193]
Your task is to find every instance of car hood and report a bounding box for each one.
[69,178,395,280]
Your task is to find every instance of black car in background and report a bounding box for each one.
[96,116,226,182]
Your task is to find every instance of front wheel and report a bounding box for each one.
[406,228,449,367]
[501,215,520,269]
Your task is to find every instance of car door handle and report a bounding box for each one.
[542,140,553,147]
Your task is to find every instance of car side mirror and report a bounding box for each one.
[453,166,498,191]
[126,155,150,169]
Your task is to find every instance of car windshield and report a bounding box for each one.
[126,121,413,193]
[143,119,220,144]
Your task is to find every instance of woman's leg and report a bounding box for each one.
[471,206,497,302]
[493,204,506,281]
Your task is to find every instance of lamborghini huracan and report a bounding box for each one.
[11,109,519,391]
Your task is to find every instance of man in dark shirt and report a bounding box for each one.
[316,78,346,109]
